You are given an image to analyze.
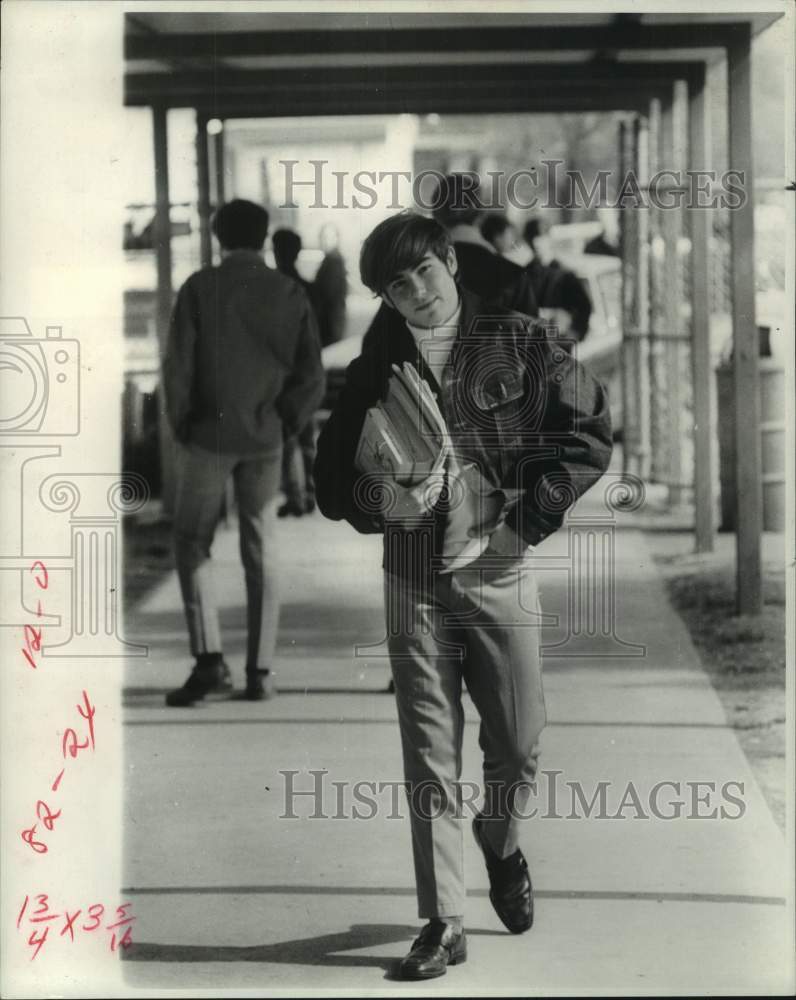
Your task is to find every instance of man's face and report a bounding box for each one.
[382,247,459,328]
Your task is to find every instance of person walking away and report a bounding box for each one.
[162,199,324,705]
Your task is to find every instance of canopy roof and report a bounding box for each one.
[124,9,782,116]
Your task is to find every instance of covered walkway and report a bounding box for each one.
[120,501,790,993]
[125,8,786,616]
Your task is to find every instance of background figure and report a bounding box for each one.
[272,228,319,517]
[431,174,538,316]
[480,214,519,257]
[584,206,621,257]
[162,200,324,705]
[521,217,593,344]
[312,222,348,347]
[272,227,313,294]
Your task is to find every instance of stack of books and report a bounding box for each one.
[355,362,448,486]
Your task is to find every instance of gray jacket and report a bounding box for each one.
[163,250,325,454]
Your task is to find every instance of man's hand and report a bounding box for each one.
[380,428,451,527]
[381,471,446,526]
[453,523,533,587]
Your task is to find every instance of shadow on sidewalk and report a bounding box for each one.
[122,921,505,975]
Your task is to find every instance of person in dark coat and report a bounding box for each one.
[521,218,593,343]
[314,212,612,981]
[162,201,324,705]
[312,222,348,347]
[272,228,319,517]
[433,174,538,316]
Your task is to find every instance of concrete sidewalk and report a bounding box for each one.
[121,507,792,995]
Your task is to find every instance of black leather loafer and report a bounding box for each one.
[165,655,233,707]
[398,921,467,980]
[473,815,533,934]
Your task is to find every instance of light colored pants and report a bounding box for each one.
[174,442,282,671]
[386,557,545,919]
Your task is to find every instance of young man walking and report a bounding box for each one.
[162,199,324,706]
[315,212,612,979]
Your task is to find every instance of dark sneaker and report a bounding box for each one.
[472,814,533,933]
[398,921,467,980]
[165,655,233,707]
[277,501,304,518]
[245,669,276,701]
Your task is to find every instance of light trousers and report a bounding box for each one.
[386,557,545,919]
[174,441,282,670]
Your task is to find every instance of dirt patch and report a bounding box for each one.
[649,532,786,832]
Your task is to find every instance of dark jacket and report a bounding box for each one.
[163,250,325,454]
[527,258,593,341]
[452,241,538,316]
[315,289,612,576]
[311,249,348,347]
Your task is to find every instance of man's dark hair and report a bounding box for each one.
[359,211,452,295]
[523,217,549,249]
[272,228,302,268]
[431,173,485,228]
[481,214,513,247]
[212,199,270,251]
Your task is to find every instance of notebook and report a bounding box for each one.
[355,362,448,485]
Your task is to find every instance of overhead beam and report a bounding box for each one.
[125,22,745,61]
[143,89,674,119]
[125,60,703,106]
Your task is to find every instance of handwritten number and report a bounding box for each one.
[36,801,61,832]
[30,561,49,590]
[22,562,48,668]
[21,826,47,854]
[82,904,104,932]
[62,728,88,759]
[63,692,97,758]
[27,926,49,960]
[24,624,43,655]
[77,690,96,750]
[110,924,134,952]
